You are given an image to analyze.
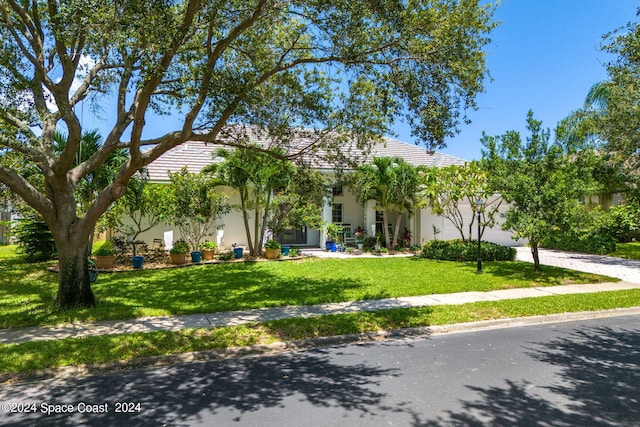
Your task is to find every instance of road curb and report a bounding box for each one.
[3,306,640,385]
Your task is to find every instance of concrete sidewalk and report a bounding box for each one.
[1,280,638,345]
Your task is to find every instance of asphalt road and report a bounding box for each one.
[1,314,638,426]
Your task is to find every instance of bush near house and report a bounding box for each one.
[421,239,516,261]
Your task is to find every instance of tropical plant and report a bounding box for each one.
[13,215,57,262]
[170,241,190,255]
[199,241,218,251]
[421,162,503,242]
[348,157,422,249]
[264,239,282,250]
[207,147,291,256]
[92,241,116,257]
[104,179,171,242]
[167,168,230,252]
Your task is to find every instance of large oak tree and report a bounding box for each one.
[0,0,496,307]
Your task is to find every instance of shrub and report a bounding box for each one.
[13,216,57,262]
[170,240,190,254]
[602,204,640,243]
[199,241,218,251]
[93,240,116,256]
[362,236,378,250]
[421,239,516,261]
[264,239,281,249]
[542,229,616,255]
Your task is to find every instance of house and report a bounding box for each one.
[132,131,517,250]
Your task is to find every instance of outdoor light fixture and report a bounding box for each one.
[475,199,485,273]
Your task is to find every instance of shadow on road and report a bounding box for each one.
[423,325,640,426]
[1,346,425,426]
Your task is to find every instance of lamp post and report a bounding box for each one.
[475,199,485,273]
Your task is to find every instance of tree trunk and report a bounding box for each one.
[382,209,391,249]
[392,212,404,252]
[55,236,96,308]
[530,241,542,273]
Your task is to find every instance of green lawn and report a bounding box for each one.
[0,244,616,329]
[611,242,640,260]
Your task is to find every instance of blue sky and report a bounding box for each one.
[396,0,638,160]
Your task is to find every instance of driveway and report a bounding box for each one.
[515,247,640,284]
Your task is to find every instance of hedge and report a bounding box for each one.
[421,239,516,261]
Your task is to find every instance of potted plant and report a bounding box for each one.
[324,223,343,251]
[264,239,281,259]
[199,241,217,260]
[170,240,190,265]
[354,226,366,250]
[93,240,117,269]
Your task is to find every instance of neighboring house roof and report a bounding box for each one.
[146,131,467,182]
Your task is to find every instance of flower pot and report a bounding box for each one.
[94,255,116,269]
[132,256,144,269]
[201,249,215,260]
[281,245,290,256]
[357,243,364,250]
[170,253,188,265]
[233,247,243,258]
[265,248,280,259]
[330,243,337,252]
[191,251,202,263]
[325,241,332,251]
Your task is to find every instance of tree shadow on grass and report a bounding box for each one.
[0,347,423,426]
[423,325,640,426]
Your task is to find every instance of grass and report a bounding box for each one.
[611,242,640,260]
[0,245,615,329]
[1,289,639,376]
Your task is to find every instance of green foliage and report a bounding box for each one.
[421,239,516,261]
[0,1,497,308]
[169,241,190,255]
[92,241,116,257]
[105,180,172,241]
[207,147,292,256]
[289,248,300,257]
[199,241,218,250]
[348,157,423,248]
[421,162,503,242]
[13,217,57,262]
[264,239,282,249]
[167,167,230,252]
[324,223,344,242]
[602,204,640,243]
[269,167,327,241]
[481,111,599,271]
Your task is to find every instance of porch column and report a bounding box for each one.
[321,194,332,247]
[363,199,376,238]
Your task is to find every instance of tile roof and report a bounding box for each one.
[145,130,467,182]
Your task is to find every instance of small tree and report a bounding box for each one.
[421,162,502,242]
[168,168,230,252]
[481,111,598,271]
[268,167,327,241]
[105,179,172,241]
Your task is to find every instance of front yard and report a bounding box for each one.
[0,245,614,329]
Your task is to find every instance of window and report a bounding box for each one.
[332,203,343,223]
[332,185,343,196]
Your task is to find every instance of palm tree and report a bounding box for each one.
[389,161,422,248]
[350,156,419,250]
[206,147,291,256]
